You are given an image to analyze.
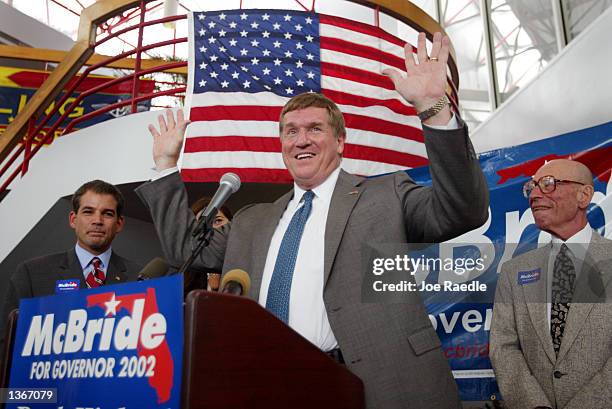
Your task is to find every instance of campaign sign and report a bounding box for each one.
[6,275,183,409]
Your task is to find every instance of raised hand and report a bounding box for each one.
[148,109,190,171]
[383,32,451,125]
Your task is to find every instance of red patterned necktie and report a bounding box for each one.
[86,257,106,288]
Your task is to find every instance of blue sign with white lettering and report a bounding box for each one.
[7,275,183,409]
[518,269,541,285]
[55,279,80,293]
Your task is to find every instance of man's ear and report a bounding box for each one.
[336,131,346,155]
[69,211,77,229]
[116,216,125,233]
[577,184,594,209]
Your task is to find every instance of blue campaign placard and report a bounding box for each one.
[6,275,183,409]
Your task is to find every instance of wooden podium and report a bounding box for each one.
[182,290,364,409]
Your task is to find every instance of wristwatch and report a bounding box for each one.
[417,95,450,121]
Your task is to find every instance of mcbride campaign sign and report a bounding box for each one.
[6,275,183,409]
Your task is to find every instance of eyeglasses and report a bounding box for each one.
[522,175,585,198]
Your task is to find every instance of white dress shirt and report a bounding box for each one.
[74,243,112,280]
[258,167,341,351]
[546,224,593,328]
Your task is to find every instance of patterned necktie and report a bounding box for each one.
[550,244,576,355]
[86,257,106,288]
[266,190,315,323]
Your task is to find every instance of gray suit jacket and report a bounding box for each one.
[136,124,489,409]
[0,248,142,366]
[490,232,612,409]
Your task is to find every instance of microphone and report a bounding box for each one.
[220,269,251,296]
[198,172,241,232]
[137,257,169,281]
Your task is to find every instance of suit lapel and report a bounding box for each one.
[107,252,129,285]
[249,190,294,301]
[57,248,87,289]
[323,170,363,287]
[521,245,556,364]
[557,232,609,362]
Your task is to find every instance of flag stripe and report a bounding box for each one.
[322,89,417,117]
[187,95,420,133]
[185,121,427,157]
[182,167,293,183]
[183,135,426,167]
[189,105,424,142]
[321,73,408,102]
[319,14,408,49]
[181,152,408,174]
[320,37,405,71]
[344,113,424,142]
[321,49,405,78]
[321,62,395,91]
[320,23,406,60]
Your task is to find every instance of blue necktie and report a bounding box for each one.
[266,190,315,323]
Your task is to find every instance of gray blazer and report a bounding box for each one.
[136,124,489,409]
[490,232,612,409]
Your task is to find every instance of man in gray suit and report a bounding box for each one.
[137,32,489,408]
[0,180,141,365]
[490,159,612,409]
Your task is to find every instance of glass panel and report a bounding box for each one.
[562,0,612,41]
[439,0,490,130]
[489,0,558,102]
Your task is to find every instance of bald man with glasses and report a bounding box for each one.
[490,159,612,409]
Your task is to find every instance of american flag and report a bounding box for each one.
[183,9,428,183]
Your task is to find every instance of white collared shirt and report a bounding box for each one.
[546,224,593,327]
[258,167,341,351]
[74,243,112,280]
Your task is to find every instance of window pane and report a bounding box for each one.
[562,0,612,40]
[440,0,490,129]
[489,0,558,102]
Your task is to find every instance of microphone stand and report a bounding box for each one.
[177,207,218,275]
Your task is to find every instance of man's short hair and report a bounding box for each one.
[72,180,125,217]
[279,93,346,139]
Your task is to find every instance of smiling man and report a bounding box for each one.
[490,159,612,409]
[137,32,489,408]
[0,180,142,362]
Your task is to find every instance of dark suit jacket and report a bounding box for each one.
[136,123,489,409]
[0,248,141,367]
[490,232,612,409]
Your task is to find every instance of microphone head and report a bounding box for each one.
[220,172,241,193]
[137,257,169,280]
[220,269,251,296]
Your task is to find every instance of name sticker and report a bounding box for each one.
[517,268,541,285]
[55,279,80,293]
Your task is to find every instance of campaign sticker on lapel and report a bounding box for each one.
[55,279,80,293]
[517,268,541,285]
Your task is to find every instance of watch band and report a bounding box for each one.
[417,95,450,121]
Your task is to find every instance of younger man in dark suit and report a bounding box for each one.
[0,180,141,361]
